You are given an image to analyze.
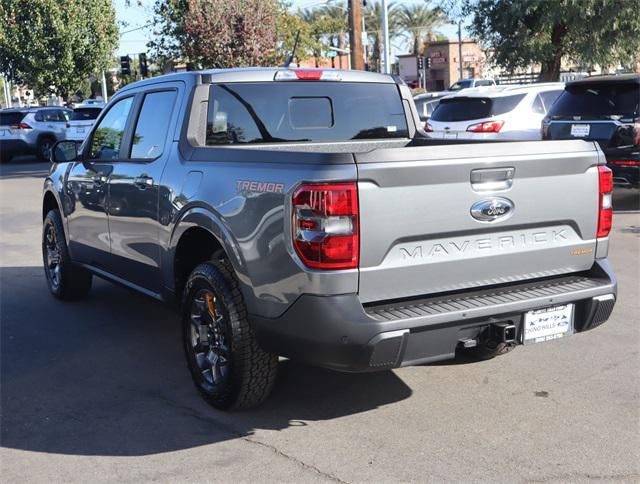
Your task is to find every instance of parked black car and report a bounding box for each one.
[542,74,640,189]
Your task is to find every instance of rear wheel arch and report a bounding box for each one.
[170,208,245,302]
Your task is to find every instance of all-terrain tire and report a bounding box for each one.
[182,258,278,410]
[42,209,93,300]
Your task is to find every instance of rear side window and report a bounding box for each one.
[431,94,525,121]
[70,108,102,121]
[0,112,26,125]
[130,90,177,159]
[206,82,408,145]
[548,83,639,118]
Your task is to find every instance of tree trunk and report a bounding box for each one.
[413,34,420,55]
[538,23,567,82]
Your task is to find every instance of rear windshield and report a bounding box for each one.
[0,112,27,126]
[430,94,525,122]
[206,82,409,145]
[548,83,639,118]
[449,80,473,91]
[70,108,102,121]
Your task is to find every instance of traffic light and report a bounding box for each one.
[120,55,131,76]
[425,57,431,69]
[417,56,424,71]
[139,53,148,77]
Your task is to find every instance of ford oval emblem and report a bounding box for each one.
[470,197,515,222]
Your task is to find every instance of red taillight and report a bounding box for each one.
[466,120,504,133]
[294,70,323,80]
[274,70,341,81]
[292,182,359,269]
[10,122,31,129]
[608,160,640,166]
[424,122,433,132]
[597,165,613,238]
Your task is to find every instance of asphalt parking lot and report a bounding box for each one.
[1,160,639,483]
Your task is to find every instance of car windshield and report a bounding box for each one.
[0,112,27,125]
[206,81,409,145]
[449,80,473,91]
[70,108,102,121]
[430,94,526,122]
[548,83,639,118]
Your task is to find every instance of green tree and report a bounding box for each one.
[398,2,447,55]
[147,0,189,66]
[0,0,119,99]
[460,0,640,81]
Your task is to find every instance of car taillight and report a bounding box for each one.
[10,122,31,129]
[467,120,504,133]
[597,165,613,238]
[424,122,433,132]
[292,182,359,269]
[608,160,640,166]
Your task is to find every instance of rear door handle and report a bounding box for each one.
[471,167,515,191]
[134,175,154,189]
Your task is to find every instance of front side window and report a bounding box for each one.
[130,90,177,159]
[206,82,409,145]
[90,97,134,160]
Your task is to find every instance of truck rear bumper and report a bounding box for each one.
[251,260,617,372]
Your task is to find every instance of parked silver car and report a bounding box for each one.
[0,107,71,161]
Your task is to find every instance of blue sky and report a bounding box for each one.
[115,0,467,58]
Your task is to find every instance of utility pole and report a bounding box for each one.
[381,0,390,73]
[348,0,364,70]
[100,71,108,103]
[458,21,463,81]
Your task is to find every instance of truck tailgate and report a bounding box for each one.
[356,140,601,303]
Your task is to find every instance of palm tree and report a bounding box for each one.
[364,1,400,72]
[320,2,349,69]
[398,3,448,55]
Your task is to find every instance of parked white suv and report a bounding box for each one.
[426,83,564,141]
[66,103,104,141]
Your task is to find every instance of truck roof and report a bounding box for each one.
[118,67,397,94]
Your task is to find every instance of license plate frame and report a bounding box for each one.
[443,131,458,140]
[570,124,590,137]
[523,304,573,344]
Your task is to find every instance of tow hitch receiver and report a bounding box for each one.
[493,322,517,343]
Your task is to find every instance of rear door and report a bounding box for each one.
[106,85,180,293]
[355,140,601,303]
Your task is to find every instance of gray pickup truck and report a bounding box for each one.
[42,68,617,410]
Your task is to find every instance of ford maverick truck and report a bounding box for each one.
[42,68,617,409]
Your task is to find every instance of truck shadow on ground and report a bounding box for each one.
[1,266,413,457]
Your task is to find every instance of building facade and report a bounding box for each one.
[399,40,488,91]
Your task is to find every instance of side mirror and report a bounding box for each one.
[51,140,80,164]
